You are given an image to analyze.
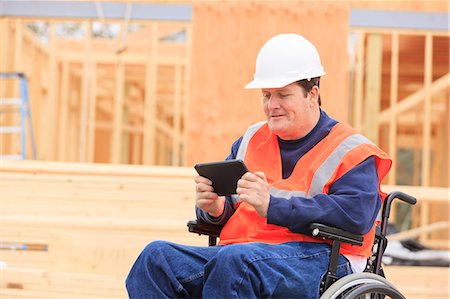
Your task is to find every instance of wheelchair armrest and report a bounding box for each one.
[308,223,364,246]
[187,219,222,238]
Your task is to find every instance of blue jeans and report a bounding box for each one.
[126,241,352,299]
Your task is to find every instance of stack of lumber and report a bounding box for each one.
[0,160,205,298]
[1,160,448,298]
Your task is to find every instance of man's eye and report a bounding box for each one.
[262,93,270,100]
[279,94,289,98]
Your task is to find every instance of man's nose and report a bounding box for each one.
[267,97,280,109]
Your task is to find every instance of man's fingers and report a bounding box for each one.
[254,171,267,182]
[196,182,215,193]
[194,175,212,185]
[241,171,266,183]
[196,190,218,199]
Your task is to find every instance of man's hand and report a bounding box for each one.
[236,172,270,218]
[195,175,225,217]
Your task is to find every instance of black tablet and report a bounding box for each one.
[194,159,249,196]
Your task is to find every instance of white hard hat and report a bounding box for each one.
[245,33,326,89]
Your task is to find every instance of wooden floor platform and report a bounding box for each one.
[384,266,449,299]
[1,160,448,298]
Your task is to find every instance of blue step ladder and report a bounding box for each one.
[0,72,37,160]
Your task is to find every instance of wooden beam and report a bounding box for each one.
[46,22,57,160]
[78,21,92,162]
[350,27,450,37]
[181,24,192,166]
[353,31,365,131]
[13,19,23,72]
[172,65,181,166]
[142,23,158,165]
[60,52,187,66]
[363,33,382,142]
[68,85,80,162]
[379,72,450,123]
[57,60,69,161]
[388,221,449,241]
[388,32,399,185]
[421,33,433,187]
[12,20,23,154]
[447,89,450,186]
[111,58,124,164]
[86,63,97,162]
[0,19,7,73]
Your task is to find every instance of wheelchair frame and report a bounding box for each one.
[187,191,416,299]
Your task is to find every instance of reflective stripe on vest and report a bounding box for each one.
[232,121,267,205]
[308,134,374,196]
[236,121,266,160]
[270,187,307,199]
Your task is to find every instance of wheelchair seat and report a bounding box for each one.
[187,191,416,299]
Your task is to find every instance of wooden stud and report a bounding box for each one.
[353,31,365,131]
[12,20,23,155]
[142,23,158,165]
[86,62,97,163]
[131,119,142,164]
[13,19,23,73]
[413,117,421,186]
[447,91,450,186]
[388,32,399,186]
[45,21,58,161]
[421,33,433,187]
[363,33,383,142]
[122,106,130,164]
[172,65,181,166]
[57,60,69,161]
[79,21,92,162]
[68,82,78,162]
[181,24,192,166]
[0,19,8,73]
[111,58,125,164]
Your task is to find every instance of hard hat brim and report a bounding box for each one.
[244,78,293,89]
[244,72,325,89]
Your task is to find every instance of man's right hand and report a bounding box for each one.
[195,175,225,217]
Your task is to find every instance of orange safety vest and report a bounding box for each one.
[219,121,392,257]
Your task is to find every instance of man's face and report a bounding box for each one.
[262,82,319,140]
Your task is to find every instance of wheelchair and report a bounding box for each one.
[187,191,416,298]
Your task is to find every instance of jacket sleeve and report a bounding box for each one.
[267,156,381,235]
[196,137,243,225]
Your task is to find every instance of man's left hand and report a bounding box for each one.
[236,171,270,218]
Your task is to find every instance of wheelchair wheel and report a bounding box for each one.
[342,282,406,299]
[320,272,402,299]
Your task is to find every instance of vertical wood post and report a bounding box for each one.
[79,21,92,162]
[172,65,181,166]
[353,31,365,132]
[421,33,432,188]
[57,60,69,161]
[86,63,97,162]
[363,34,383,143]
[142,23,158,165]
[111,59,124,164]
[181,24,192,166]
[388,32,399,186]
[46,21,58,160]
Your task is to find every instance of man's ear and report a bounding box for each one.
[309,86,320,105]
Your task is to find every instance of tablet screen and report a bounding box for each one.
[194,160,249,196]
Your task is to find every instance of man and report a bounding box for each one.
[126,33,392,298]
